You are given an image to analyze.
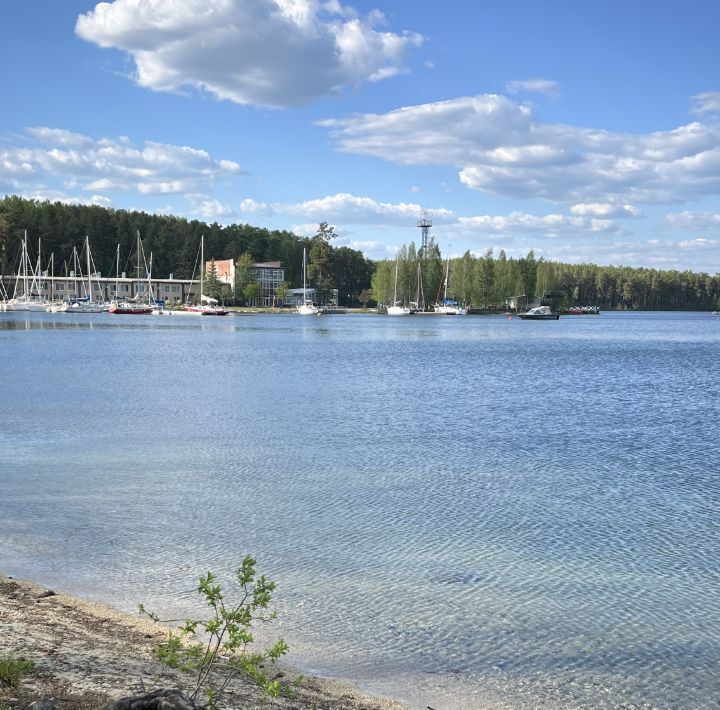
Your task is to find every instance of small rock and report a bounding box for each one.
[30,699,55,710]
[36,589,56,599]
[102,688,198,709]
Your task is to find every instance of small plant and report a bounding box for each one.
[139,556,291,706]
[0,654,34,687]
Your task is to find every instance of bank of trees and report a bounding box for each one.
[372,245,720,311]
[2,196,717,310]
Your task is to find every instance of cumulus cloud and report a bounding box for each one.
[678,237,718,248]
[321,94,720,205]
[691,91,720,115]
[237,192,453,225]
[665,210,720,230]
[570,202,643,218]
[75,0,423,108]
[0,127,244,198]
[186,194,235,219]
[456,211,620,237]
[505,78,560,97]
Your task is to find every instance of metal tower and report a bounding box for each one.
[417,212,432,256]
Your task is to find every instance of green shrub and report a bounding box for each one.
[0,654,34,687]
[139,556,291,707]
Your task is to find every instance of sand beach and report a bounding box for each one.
[0,575,405,710]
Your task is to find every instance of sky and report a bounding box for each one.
[2,0,720,272]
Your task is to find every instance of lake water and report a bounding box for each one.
[1,310,719,709]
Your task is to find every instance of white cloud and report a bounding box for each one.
[678,237,718,248]
[237,192,453,226]
[665,211,720,233]
[570,202,643,218]
[238,198,275,215]
[0,127,244,198]
[457,211,620,237]
[321,94,720,205]
[75,0,423,108]
[691,91,720,115]
[505,78,561,97]
[186,195,235,219]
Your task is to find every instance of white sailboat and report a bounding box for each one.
[179,235,228,315]
[297,247,318,315]
[3,233,49,311]
[45,253,68,312]
[64,236,105,312]
[387,254,410,316]
[409,261,425,313]
[434,255,466,315]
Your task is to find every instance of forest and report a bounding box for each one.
[1,195,718,310]
[373,244,720,312]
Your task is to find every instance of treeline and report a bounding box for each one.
[0,196,373,306]
[372,246,720,311]
[2,196,718,310]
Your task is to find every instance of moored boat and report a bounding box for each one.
[518,305,559,320]
[297,248,318,315]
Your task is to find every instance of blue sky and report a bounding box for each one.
[2,0,720,272]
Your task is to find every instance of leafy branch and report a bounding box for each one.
[139,556,291,707]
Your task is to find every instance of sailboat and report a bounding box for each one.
[64,236,105,312]
[3,233,49,311]
[409,262,425,313]
[181,235,228,315]
[434,255,466,315]
[45,253,68,312]
[109,232,153,315]
[297,247,318,315]
[387,254,410,316]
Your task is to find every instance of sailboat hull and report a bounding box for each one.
[387,305,411,315]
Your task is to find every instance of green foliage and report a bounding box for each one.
[203,260,224,302]
[139,556,289,705]
[243,281,261,305]
[0,654,34,687]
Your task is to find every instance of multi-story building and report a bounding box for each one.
[249,261,284,306]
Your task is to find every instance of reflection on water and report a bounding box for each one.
[1,310,719,709]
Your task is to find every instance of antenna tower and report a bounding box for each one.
[417,212,432,256]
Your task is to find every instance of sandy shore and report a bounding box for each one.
[0,575,406,710]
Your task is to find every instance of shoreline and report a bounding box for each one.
[0,574,406,710]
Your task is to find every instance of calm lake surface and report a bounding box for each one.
[1,310,719,709]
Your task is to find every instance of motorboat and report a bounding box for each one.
[517,305,559,320]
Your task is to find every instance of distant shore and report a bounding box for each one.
[0,574,405,710]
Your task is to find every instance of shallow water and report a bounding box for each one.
[1,311,719,708]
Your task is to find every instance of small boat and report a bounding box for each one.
[4,233,50,311]
[387,254,410,316]
[109,300,153,315]
[518,305,559,320]
[178,237,229,315]
[434,255,466,314]
[109,233,153,315]
[297,248,318,315]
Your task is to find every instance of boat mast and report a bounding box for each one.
[444,255,449,302]
[136,231,142,301]
[23,231,28,300]
[200,235,204,305]
[393,254,399,306]
[302,248,307,299]
[86,236,92,304]
[115,244,120,302]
